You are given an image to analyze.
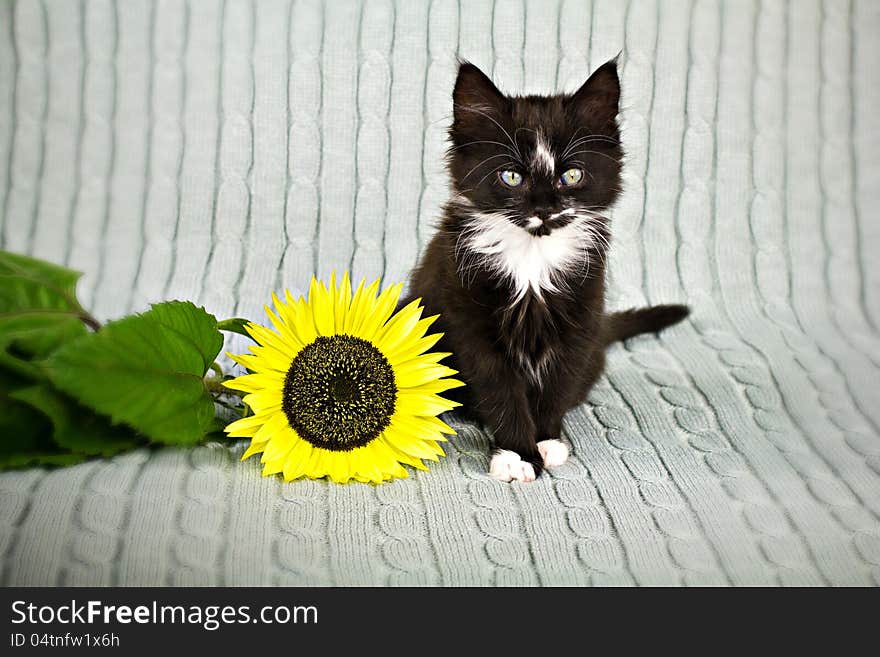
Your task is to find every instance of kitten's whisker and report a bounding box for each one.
[591,240,610,267]
[560,126,590,157]
[560,132,620,159]
[513,126,539,146]
[562,135,619,151]
[461,154,517,182]
[429,112,454,126]
[564,149,621,165]
[585,224,611,274]
[452,103,524,162]
[573,223,593,284]
[590,229,611,253]
[474,164,512,189]
[456,164,516,195]
[449,139,521,159]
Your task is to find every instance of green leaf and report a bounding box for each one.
[202,414,233,442]
[217,317,252,338]
[0,251,93,379]
[47,301,224,446]
[0,250,83,302]
[6,315,88,359]
[0,392,53,455]
[0,372,85,469]
[11,385,141,457]
[0,315,87,380]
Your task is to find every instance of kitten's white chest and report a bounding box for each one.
[463,212,589,301]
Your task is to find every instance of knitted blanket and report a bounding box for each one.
[1,0,878,586]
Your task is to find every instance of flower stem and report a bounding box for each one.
[204,376,241,397]
[217,317,252,338]
[80,311,101,331]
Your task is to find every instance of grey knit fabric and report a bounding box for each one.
[1,0,879,586]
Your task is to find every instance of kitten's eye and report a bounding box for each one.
[498,170,523,188]
[559,168,584,186]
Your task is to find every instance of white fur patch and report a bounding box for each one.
[489,450,536,482]
[537,439,570,468]
[533,133,555,176]
[514,348,553,386]
[460,211,593,302]
[450,193,475,209]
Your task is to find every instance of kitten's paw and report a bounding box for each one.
[537,439,569,468]
[488,450,536,483]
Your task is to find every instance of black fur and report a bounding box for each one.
[403,58,689,477]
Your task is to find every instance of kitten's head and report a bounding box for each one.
[447,59,622,236]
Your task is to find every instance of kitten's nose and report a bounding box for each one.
[534,207,557,221]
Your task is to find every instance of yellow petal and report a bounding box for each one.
[401,350,452,366]
[288,297,319,346]
[334,272,352,333]
[260,426,298,462]
[401,378,466,395]
[387,462,409,479]
[390,436,442,461]
[225,412,271,437]
[346,278,382,335]
[242,389,283,413]
[300,443,324,475]
[283,288,302,307]
[419,415,455,434]
[251,411,289,444]
[351,445,384,483]
[245,434,273,450]
[369,437,413,475]
[380,435,429,470]
[374,298,423,354]
[354,282,403,341]
[395,390,461,416]
[247,317,300,358]
[265,304,306,353]
[247,342,296,371]
[241,442,265,461]
[387,414,449,443]
[396,415,454,439]
[342,448,363,481]
[417,415,456,435]
[308,277,335,336]
[394,359,459,389]
[384,331,444,365]
[324,451,351,484]
[342,278,367,333]
[228,352,283,374]
[222,372,284,394]
[282,440,313,481]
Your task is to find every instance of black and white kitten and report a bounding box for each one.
[404,58,689,482]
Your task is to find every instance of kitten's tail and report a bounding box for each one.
[602,305,690,346]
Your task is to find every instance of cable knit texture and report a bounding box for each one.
[1,0,879,586]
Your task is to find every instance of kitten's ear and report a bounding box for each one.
[452,61,509,130]
[566,57,621,130]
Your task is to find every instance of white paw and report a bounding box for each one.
[537,439,570,468]
[488,450,536,483]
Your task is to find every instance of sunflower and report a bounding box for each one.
[223,273,464,484]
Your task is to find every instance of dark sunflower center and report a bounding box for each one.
[282,334,397,451]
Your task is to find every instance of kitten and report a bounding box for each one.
[403,58,689,482]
